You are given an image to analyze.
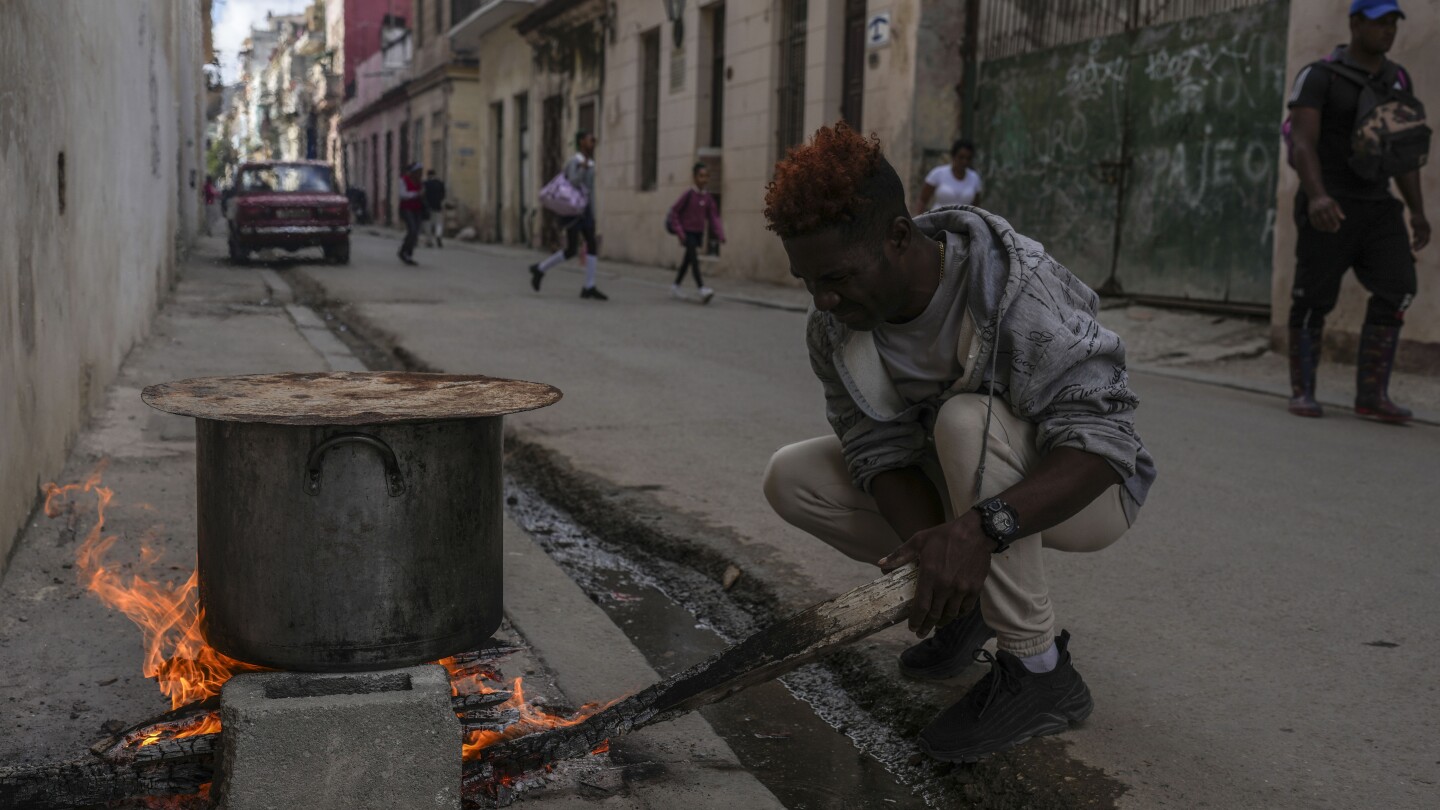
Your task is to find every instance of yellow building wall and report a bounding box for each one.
[469,24,537,244]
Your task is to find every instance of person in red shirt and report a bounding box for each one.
[398,162,425,265]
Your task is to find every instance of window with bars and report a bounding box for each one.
[776,0,808,161]
[709,4,726,148]
[516,93,531,243]
[977,0,1272,61]
[492,101,504,234]
[840,0,864,131]
[640,28,661,191]
[578,98,597,139]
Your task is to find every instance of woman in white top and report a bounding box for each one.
[917,139,983,213]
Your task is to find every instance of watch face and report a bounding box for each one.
[990,509,1016,536]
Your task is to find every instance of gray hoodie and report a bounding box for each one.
[805,206,1156,517]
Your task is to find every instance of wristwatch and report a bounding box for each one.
[973,497,1021,553]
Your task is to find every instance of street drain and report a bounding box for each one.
[503,478,945,808]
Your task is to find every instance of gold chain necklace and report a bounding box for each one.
[937,238,946,284]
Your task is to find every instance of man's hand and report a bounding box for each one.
[1411,214,1431,251]
[1308,195,1346,232]
[878,511,992,638]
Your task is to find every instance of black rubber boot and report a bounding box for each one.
[1287,327,1324,418]
[918,630,1092,763]
[1355,324,1412,424]
[898,607,995,680]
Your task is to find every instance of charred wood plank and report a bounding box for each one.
[461,708,520,734]
[452,691,513,713]
[478,564,918,771]
[447,644,522,666]
[0,735,218,809]
[89,697,220,762]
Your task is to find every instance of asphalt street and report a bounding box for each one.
[287,232,1438,810]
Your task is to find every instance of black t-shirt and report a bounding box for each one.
[1287,49,1416,201]
[423,178,446,210]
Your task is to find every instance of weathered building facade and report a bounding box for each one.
[453,0,961,282]
[341,23,414,225]
[452,0,542,245]
[408,0,485,234]
[597,0,962,281]
[1,1,210,576]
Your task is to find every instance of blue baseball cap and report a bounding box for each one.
[1350,0,1405,19]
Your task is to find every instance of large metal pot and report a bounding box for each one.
[143,372,561,672]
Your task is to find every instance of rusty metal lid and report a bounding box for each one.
[142,371,562,425]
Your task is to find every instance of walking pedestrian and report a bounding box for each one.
[668,162,725,303]
[762,123,1155,764]
[1285,0,1429,423]
[202,175,219,236]
[423,169,447,248]
[916,140,983,213]
[398,162,425,266]
[529,131,608,300]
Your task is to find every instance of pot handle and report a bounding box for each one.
[305,433,406,497]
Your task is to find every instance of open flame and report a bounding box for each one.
[440,656,612,762]
[42,462,261,744]
[46,463,612,770]
[457,677,606,761]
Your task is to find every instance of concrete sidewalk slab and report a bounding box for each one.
[499,518,784,809]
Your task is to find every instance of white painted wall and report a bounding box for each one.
[0,1,207,576]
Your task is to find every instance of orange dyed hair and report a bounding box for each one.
[764,123,905,241]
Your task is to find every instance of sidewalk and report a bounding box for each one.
[375,226,1440,422]
[0,237,783,808]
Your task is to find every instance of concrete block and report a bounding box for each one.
[218,665,461,810]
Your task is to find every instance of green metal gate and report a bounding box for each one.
[972,0,1289,307]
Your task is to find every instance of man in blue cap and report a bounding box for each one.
[1285,0,1429,423]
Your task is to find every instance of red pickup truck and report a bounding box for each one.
[226,161,351,264]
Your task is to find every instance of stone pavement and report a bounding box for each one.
[0,237,783,808]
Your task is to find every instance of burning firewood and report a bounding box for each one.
[474,563,919,776]
[0,736,217,808]
[88,697,221,762]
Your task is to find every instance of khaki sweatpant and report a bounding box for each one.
[763,394,1132,657]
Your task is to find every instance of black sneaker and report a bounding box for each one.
[580,286,609,301]
[899,607,995,679]
[529,265,544,291]
[399,252,418,266]
[918,630,1092,763]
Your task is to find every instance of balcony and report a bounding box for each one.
[449,0,535,54]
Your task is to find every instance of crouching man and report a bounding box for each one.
[761,125,1157,762]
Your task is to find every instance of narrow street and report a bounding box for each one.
[7,2,1440,808]
[280,231,1438,809]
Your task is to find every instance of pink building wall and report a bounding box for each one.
[342,0,411,91]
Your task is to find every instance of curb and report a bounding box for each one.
[1130,363,1440,427]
